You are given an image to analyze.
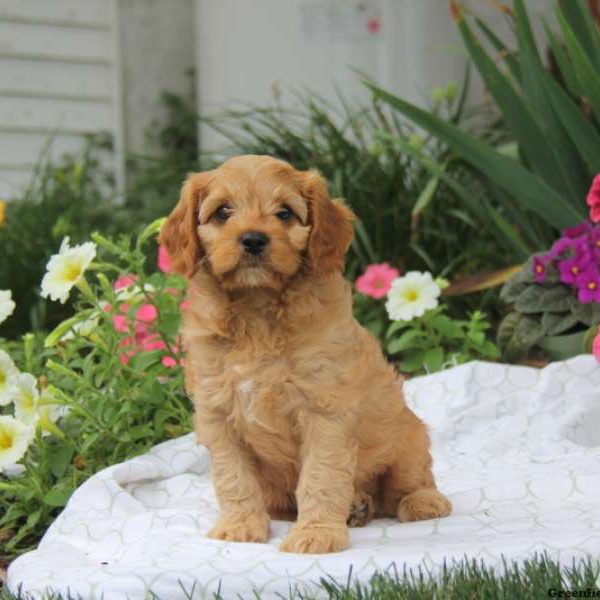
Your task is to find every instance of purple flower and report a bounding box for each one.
[558,254,591,284]
[591,227,600,257]
[576,268,600,303]
[563,223,592,238]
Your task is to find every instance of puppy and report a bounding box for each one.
[160,155,451,554]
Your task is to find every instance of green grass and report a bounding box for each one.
[2,554,598,599]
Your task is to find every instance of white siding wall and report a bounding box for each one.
[0,0,121,200]
[195,0,553,152]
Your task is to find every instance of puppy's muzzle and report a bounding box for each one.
[240,231,269,256]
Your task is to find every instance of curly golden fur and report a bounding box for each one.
[160,155,451,554]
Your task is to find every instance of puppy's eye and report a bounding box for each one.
[275,206,294,222]
[213,204,232,223]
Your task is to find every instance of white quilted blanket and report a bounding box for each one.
[8,356,600,599]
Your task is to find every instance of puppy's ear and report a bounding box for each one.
[300,169,355,275]
[159,172,210,278]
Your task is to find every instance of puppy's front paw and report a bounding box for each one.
[280,524,349,554]
[397,488,452,523]
[208,511,270,543]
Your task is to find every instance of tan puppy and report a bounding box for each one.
[160,155,451,554]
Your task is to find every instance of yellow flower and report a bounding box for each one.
[12,372,40,426]
[0,415,34,471]
[0,349,18,406]
[40,237,96,304]
[0,200,6,227]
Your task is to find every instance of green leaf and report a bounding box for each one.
[481,341,501,359]
[541,72,600,174]
[387,329,427,355]
[467,330,485,347]
[455,5,568,198]
[46,445,75,479]
[386,320,410,339]
[559,0,600,70]
[399,350,425,373]
[430,314,464,339]
[558,9,600,122]
[541,311,580,336]
[543,19,583,98]
[474,16,520,82]
[570,301,600,327]
[129,349,163,372]
[366,82,582,230]
[43,486,73,508]
[513,0,588,203]
[411,175,440,222]
[423,347,444,373]
[514,284,573,314]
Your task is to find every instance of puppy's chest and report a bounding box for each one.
[199,342,305,444]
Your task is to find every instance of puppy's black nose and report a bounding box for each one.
[240,231,269,255]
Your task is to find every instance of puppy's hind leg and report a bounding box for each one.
[380,412,451,523]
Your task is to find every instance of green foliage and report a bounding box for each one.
[498,259,600,361]
[0,225,191,563]
[386,306,499,374]
[367,0,600,252]
[0,140,119,338]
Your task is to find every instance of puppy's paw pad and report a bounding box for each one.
[208,512,270,543]
[397,489,452,523]
[280,525,348,554]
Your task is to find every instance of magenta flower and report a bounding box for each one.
[587,174,600,223]
[558,255,589,285]
[576,269,600,303]
[356,263,400,299]
[532,256,548,282]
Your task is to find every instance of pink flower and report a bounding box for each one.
[180,299,190,311]
[112,314,129,333]
[136,304,158,323]
[158,245,172,273]
[114,274,138,291]
[355,263,400,299]
[587,174,600,223]
[593,327,600,362]
[162,355,178,368]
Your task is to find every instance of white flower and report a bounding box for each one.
[0,290,15,325]
[41,237,96,304]
[12,372,39,426]
[385,271,441,322]
[0,349,18,406]
[0,415,34,471]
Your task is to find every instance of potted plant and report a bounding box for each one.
[498,177,600,362]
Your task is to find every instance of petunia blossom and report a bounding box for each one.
[356,263,400,299]
[586,174,600,223]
